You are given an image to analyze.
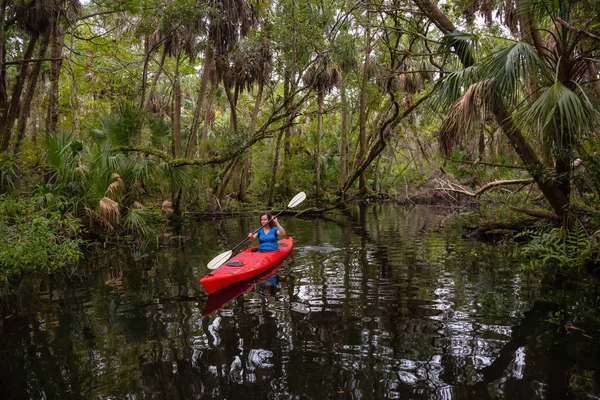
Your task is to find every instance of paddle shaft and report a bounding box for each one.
[230,208,289,253]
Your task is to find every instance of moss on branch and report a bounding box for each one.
[113,145,240,167]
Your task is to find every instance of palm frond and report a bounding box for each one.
[105,173,124,198]
[123,208,156,237]
[159,161,187,190]
[440,31,478,68]
[99,197,120,228]
[438,81,493,155]
[482,41,550,107]
[132,159,159,187]
[106,152,127,172]
[433,66,481,111]
[517,81,597,155]
[96,101,144,147]
[42,132,72,170]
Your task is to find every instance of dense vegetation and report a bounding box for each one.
[0,0,599,278]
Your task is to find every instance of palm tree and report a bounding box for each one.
[303,56,340,201]
[230,35,273,200]
[331,24,358,189]
[419,0,600,224]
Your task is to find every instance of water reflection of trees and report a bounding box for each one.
[2,205,600,399]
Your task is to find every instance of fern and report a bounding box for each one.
[522,220,594,274]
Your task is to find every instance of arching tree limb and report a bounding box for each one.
[435,178,534,198]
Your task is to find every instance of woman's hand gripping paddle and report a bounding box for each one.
[206,192,306,270]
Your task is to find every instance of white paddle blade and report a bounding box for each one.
[288,191,306,208]
[207,250,233,270]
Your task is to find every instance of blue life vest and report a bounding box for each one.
[257,227,279,252]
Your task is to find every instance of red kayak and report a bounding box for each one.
[200,237,293,294]
[202,262,284,316]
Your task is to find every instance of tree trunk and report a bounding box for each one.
[144,44,168,111]
[46,23,64,134]
[343,93,430,194]
[491,100,569,220]
[417,0,570,222]
[217,76,241,200]
[585,57,600,98]
[172,53,184,214]
[217,158,237,199]
[223,78,238,138]
[412,0,475,67]
[240,82,264,201]
[14,30,51,155]
[357,8,371,195]
[186,45,214,158]
[281,70,294,199]
[199,76,218,157]
[315,89,323,201]
[172,53,182,157]
[0,32,40,152]
[281,24,298,200]
[0,0,8,115]
[267,129,284,206]
[339,72,349,191]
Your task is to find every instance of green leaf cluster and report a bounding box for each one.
[0,198,83,279]
[520,220,595,275]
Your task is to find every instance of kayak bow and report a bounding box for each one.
[200,237,293,294]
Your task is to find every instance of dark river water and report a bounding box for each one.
[1,204,600,399]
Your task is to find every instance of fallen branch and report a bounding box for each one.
[509,207,560,221]
[435,178,534,198]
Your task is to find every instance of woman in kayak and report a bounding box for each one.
[248,213,286,252]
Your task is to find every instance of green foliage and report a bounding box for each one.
[517,81,596,159]
[123,208,158,237]
[0,153,18,193]
[520,220,595,275]
[91,101,143,147]
[0,198,83,279]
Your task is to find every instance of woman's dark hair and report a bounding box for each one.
[261,212,275,227]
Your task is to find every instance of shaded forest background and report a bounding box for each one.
[1,0,599,277]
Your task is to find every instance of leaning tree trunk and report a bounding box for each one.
[46,23,64,134]
[14,30,51,155]
[143,44,168,111]
[415,0,570,223]
[217,158,237,199]
[342,94,430,194]
[0,32,40,152]
[491,100,569,220]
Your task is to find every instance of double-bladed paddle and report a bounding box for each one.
[207,191,307,270]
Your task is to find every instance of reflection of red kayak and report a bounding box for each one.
[200,237,293,295]
[201,263,284,316]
